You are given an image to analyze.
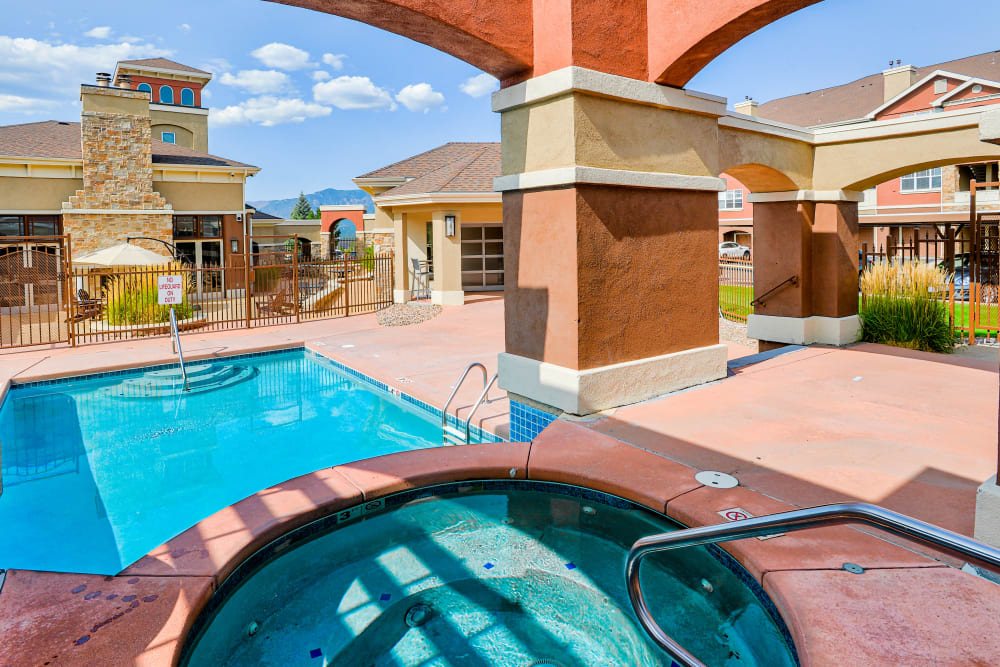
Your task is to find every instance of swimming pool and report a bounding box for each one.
[0,349,447,575]
[181,482,798,667]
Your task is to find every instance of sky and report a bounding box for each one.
[1,0,999,200]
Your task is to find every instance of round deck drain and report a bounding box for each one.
[695,471,739,489]
[842,562,865,574]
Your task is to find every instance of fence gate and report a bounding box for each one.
[0,235,69,348]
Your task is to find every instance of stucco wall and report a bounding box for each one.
[0,176,82,211]
[154,181,244,212]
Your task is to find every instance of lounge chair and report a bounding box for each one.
[72,289,102,321]
[259,286,295,316]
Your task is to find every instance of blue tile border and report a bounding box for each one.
[510,399,557,442]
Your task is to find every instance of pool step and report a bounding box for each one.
[103,363,257,398]
[443,423,468,446]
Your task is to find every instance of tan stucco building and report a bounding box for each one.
[354,143,502,305]
[0,58,259,295]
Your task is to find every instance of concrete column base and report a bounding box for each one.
[975,476,1000,548]
[393,289,409,304]
[498,344,728,416]
[431,290,465,306]
[747,314,860,346]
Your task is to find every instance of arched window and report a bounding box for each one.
[159,86,174,104]
[180,88,195,106]
[136,83,152,96]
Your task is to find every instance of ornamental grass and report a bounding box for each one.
[103,263,194,325]
[859,260,953,353]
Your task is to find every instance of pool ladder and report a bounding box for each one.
[626,502,1000,667]
[169,307,189,392]
[442,362,497,445]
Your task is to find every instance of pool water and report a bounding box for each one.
[182,483,797,667]
[0,349,442,574]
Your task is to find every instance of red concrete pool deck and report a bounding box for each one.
[4,433,1000,666]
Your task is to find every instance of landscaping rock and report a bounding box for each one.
[377,303,442,327]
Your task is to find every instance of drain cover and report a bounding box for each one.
[404,603,432,628]
[842,562,865,574]
[695,471,739,489]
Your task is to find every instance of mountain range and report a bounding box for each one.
[248,188,374,219]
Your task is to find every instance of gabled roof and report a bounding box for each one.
[357,142,498,183]
[864,69,971,120]
[758,50,1000,126]
[0,120,256,169]
[250,210,282,220]
[377,144,500,196]
[116,58,211,75]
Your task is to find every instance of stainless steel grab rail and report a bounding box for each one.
[464,373,498,443]
[442,363,488,431]
[625,502,1000,667]
[169,307,189,392]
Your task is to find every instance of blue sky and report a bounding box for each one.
[1,0,998,200]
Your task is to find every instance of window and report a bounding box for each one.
[161,131,176,144]
[136,83,152,95]
[159,85,174,104]
[172,215,222,239]
[718,189,744,211]
[901,168,942,192]
[0,215,61,237]
[0,216,23,237]
[973,84,984,94]
[181,88,195,106]
[200,216,222,238]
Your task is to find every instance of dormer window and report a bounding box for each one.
[181,88,195,106]
[159,85,174,104]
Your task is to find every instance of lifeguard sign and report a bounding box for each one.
[157,275,184,305]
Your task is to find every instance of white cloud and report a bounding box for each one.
[219,69,290,94]
[460,73,498,98]
[0,36,172,96]
[201,89,212,100]
[0,93,59,113]
[178,23,191,31]
[84,26,112,39]
[210,96,330,127]
[199,57,233,75]
[312,70,330,82]
[321,53,346,70]
[313,76,395,110]
[251,42,314,70]
[395,83,445,113]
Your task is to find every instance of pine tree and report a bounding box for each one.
[290,192,313,220]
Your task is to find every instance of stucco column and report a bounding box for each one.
[747,193,862,346]
[431,210,464,305]
[392,211,408,303]
[493,70,734,419]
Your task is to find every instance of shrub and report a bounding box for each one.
[103,264,194,326]
[859,261,953,353]
[359,244,376,273]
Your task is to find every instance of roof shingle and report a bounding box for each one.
[115,58,211,75]
[358,142,500,196]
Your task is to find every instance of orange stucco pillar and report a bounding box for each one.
[748,198,861,346]
[499,183,728,416]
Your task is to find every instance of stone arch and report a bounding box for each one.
[266,0,532,81]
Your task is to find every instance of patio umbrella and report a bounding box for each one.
[74,242,173,267]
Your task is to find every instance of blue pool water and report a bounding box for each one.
[0,349,443,575]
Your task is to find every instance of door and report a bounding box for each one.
[176,240,224,298]
[461,223,504,291]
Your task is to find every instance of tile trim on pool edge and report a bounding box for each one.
[305,349,506,444]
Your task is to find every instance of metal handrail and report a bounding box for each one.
[169,307,189,392]
[625,502,1000,667]
[464,373,498,442]
[750,274,798,307]
[442,362,488,432]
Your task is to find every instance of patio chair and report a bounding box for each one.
[259,286,295,316]
[72,289,102,321]
[410,258,432,300]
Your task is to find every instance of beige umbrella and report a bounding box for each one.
[74,242,173,267]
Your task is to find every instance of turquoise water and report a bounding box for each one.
[182,484,797,667]
[0,350,441,575]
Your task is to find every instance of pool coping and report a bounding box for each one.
[3,423,1000,665]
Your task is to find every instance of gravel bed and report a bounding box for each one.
[720,316,758,350]
[377,303,442,327]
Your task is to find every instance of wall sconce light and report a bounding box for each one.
[445,214,456,237]
[230,238,240,253]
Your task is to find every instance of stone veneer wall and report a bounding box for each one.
[357,231,394,254]
[62,86,173,257]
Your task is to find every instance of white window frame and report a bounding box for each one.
[900,168,942,193]
[161,131,176,144]
[159,85,174,104]
[136,83,152,95]
[180,88,195,106]
[718,189,744,211]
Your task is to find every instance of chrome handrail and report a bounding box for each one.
[442,362,488,432]
[625,502,1000,667]
[464,373,498,443]
[169,306,189,392]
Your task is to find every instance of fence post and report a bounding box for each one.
[292,234,300,323]
[244,234,252,329]
[65,233,75,347]
[343,253,350,316]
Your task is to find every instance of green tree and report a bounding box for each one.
[309,206,321,219]
[290,192,313,219]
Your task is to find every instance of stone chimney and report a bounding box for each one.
[734,97,759,117]
[61,85,172,257]
[883,62,918,103]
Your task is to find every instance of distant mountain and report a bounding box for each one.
[248,188,374,219]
